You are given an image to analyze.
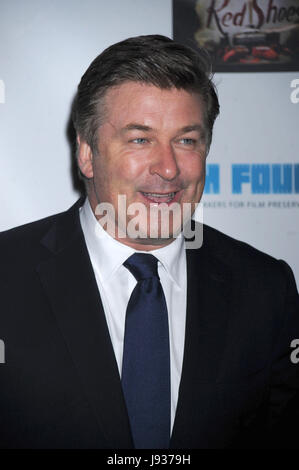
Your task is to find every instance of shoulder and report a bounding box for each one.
[202,223,275,264]
[201,223,296,288]
[0,198,84,278]
[0,210,65,275]
[0,211,63,244]
[0,210,65,247]
[0,198,83,260]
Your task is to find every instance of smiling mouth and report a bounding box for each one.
[140,191,180,204]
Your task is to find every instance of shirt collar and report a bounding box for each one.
[79,198,185,288]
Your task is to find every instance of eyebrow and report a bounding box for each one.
[121,123,153,133]
[121,123,204,134]
[178,124,205,134]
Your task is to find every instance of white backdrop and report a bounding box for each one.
[0,0,298,287]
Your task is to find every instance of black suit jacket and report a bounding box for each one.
[0,198,298,449]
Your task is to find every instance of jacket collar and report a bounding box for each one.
[37,197,133,448]
[170,228,232,448]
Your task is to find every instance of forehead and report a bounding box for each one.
[102,81,205,130]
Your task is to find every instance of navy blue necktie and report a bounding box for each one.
[121,253,171,449]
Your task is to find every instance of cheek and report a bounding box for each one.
[95,153,146,198]
[181,154,206,186]
[109,152,148,185]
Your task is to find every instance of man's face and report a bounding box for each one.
[79,82,208,250]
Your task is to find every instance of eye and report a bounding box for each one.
[178,138,197,146]
[130,137,148,144]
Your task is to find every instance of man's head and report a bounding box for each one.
[72,35,220,250]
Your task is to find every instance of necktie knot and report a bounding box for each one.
[124,253,159,281]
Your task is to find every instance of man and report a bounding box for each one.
[0,35,298,449]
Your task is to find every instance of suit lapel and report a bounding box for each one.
[170,233,233,447]
[36,199,133,449]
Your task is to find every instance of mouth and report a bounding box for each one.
[139,190,181,205]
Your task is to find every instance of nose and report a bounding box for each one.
[149,144,180,181]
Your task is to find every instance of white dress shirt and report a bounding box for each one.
[79,198,187,432]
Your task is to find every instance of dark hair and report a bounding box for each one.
[72,34,219,153]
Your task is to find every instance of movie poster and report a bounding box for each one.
[173,0,299,72]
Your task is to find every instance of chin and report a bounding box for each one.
[127,234,177,250]
[137,225,182,243]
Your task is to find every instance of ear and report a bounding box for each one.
[77,135,94,179]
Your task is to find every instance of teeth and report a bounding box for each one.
[143,192,175,198]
